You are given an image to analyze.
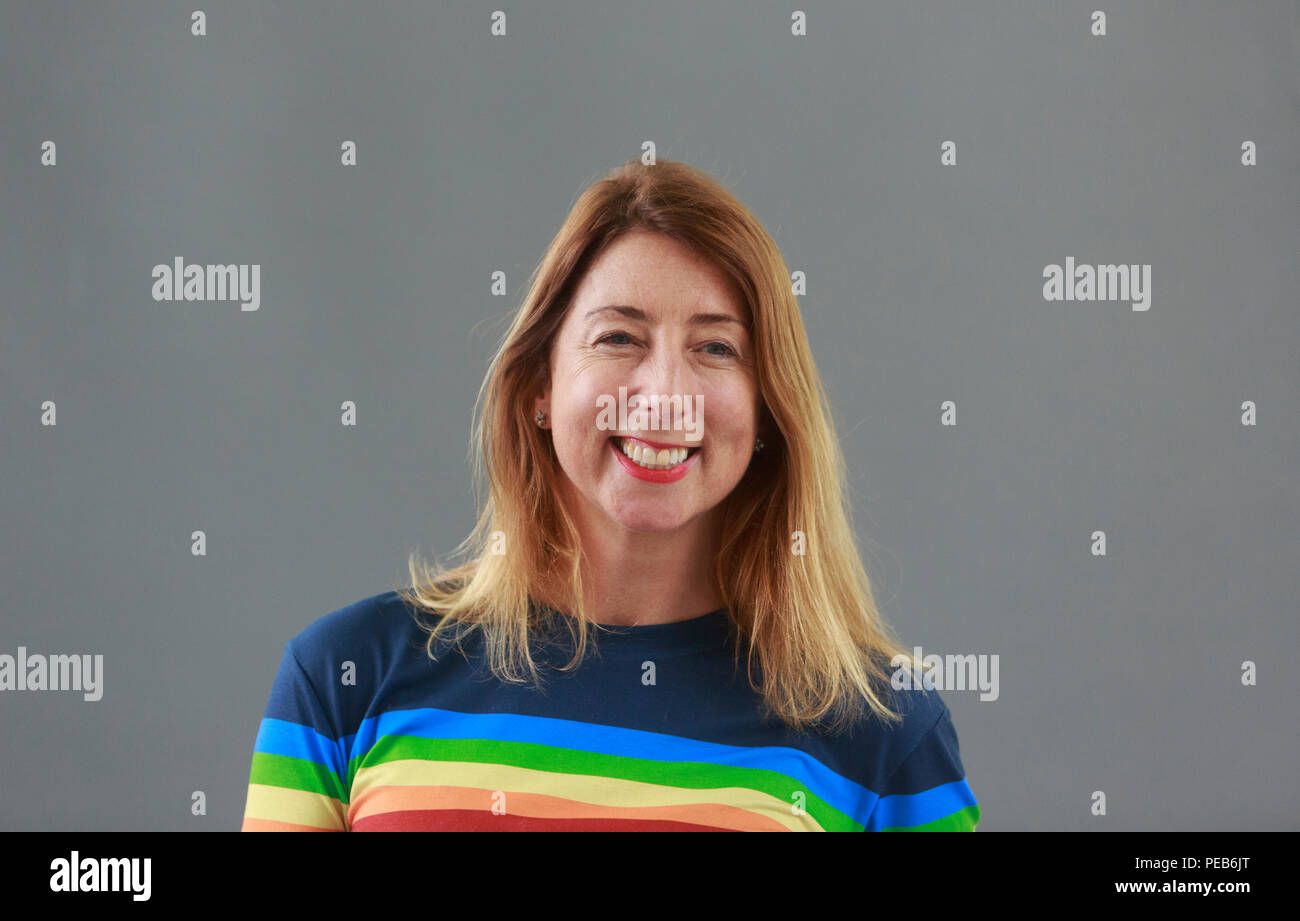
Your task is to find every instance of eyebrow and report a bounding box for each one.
[583,305,747,328]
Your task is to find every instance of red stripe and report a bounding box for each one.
[351,809,737,832]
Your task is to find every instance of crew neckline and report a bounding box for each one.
[533,604,735,659]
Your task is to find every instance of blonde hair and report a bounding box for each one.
[396,157,924,733]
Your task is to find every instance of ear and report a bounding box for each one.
[533,381,550,426]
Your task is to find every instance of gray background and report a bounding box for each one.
[2,0,1296,831]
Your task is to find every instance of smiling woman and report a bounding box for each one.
[241,157,980,832]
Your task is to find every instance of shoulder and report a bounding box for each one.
[824,654,958,793]
[277,589,433,734]
[863,649,953,750]
[877,684,955,772]
[284,588,424,666]
[861,683,979,830]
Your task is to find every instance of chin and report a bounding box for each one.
[605,502,694,534]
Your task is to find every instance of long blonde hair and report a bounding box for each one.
[397,157,923,733]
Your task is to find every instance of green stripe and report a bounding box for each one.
[348,734,862,831]
[250,751,348,804]
[881,804,980,832]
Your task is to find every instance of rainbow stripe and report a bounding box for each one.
[241,592,980,832]
[243,706,980,832]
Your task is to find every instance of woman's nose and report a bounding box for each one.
[633,345,690,397]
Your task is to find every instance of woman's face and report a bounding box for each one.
[537,231,761,535]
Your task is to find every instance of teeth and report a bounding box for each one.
[616,437,691,470]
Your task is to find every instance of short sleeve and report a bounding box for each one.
[240,644,350,831]
[864,706,980,831]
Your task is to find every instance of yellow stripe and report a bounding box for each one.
[350,759,821,831]
[244,783,346,831]
[351,783,792,831]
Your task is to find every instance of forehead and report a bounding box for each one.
[569,232,748,322]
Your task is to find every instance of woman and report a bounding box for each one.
[241,158,980,831]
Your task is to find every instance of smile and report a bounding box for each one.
[609,435,701,483]
[613,435,699,469]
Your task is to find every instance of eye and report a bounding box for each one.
[595,331,635,346]
[701,340,737,358]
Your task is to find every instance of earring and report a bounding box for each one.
[754,437,764,454]
[535,410,546,427]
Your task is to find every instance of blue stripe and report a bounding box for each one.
[865,778,978,830]
[342,706,878,824]
[254,717,347,780]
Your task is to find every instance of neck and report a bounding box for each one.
[552,482,725,627]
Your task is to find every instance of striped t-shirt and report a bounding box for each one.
[241,590,980,831]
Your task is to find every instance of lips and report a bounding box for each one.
[608,435,700,483]
[610,435,699,468]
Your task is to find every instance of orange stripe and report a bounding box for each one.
[241,816,342,832]
[349,783,791,832]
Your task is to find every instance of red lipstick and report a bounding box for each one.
[609,436,700,484]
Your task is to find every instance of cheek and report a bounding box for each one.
[703,386,758,437]
[551,367,590,418]
[554,380,612,456]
